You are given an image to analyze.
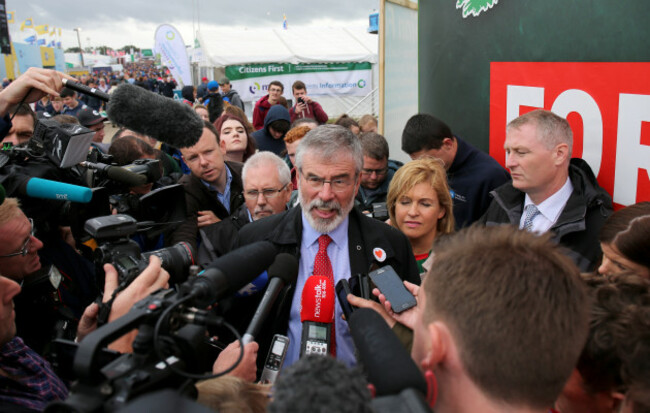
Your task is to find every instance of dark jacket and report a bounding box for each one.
[223,89,245,111]
[197,82,209,101]
[228,206,420,372]
[447,136,511,229]
[480,158,613,272]
[169,161,245,264]
[251,105,291,156]
[204,92,224,122]
[197,203,251,268]
[355,159,402,211]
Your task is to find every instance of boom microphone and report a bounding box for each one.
[300,276,335,357]
[242,253,299,344]
[348,308,427,397]
[187,241,278,308]
[22,177,92,203]
[62,78,110,102]
[107,84,203,148]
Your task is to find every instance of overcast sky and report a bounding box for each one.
[9,0,379,50]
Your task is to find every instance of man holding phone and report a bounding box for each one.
[233,125,419,370]
[289,81,329,126]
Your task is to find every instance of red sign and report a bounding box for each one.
[490,62,650,207]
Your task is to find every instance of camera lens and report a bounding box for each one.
[142,242,196,281]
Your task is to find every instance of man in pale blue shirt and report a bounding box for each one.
[481,109,613,271]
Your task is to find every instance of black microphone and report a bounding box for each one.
[81,161,148,187]
[107,84,203,148]
[348,308,427,397]
[187,241,278,308]
[62,78,110,102]
[242,253,299,344]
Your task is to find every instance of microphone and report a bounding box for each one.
[242,253,299,344]
[62,78,110,102]
[82,161,148,187]
[348,308,427,397]
[107,84,203,148]
[186,241,278,308]
[21,177,92,203]
[300,276,335,357]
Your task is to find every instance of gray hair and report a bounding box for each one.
[242,151,291,187]
[507,109,573,153]
[295,125,363,174]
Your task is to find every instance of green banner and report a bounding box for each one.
[226,62,371,80]
[141,49,154,57]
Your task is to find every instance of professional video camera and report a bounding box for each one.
[46,241,278,413]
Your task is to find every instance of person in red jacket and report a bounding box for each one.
[289,80,328,125]
[253,80,284,130]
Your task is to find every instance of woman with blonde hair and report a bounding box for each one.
[386,157,454,276]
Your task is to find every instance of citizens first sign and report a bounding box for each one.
[490,62,650,207]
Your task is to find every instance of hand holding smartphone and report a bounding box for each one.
[368,265,417,313]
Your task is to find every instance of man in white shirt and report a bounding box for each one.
[481,109,613,271]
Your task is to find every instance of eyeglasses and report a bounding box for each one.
[0,218,34,258]
[244,184,289,200]
[361,167,388,177]
[302,174,354,192]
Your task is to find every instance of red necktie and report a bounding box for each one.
[314,234,336,356]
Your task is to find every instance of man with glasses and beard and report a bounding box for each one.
[231,125,419,371]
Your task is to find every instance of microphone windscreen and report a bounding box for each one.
[267,253,299,285]
[25,177,92,203]
[348,308,427,397]
[107,84,203,148]
[300,276,335,323]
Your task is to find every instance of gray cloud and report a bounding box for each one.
[10,0,379,31]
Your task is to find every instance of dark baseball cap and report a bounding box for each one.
[76,107,107,127]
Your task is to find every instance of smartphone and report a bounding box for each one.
[368,265,417,313]
[259,334,290,384]
[335,279,356,319]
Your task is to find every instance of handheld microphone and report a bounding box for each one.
[300,276,335,357]
[81,161,148,187]
[21,177,92,203]
[186,241,277,308]
[242,253,299,344]
[107,84,203,148]
[348,308,427,397]
[62,79,110,102]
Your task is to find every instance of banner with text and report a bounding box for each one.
[225,62,372,102]
[490,62,650,207]
[154,24,192,87]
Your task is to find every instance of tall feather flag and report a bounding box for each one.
[282,14,288,30]
[7,11,14,24]
[20,17,34,31]
[35,24,49,35]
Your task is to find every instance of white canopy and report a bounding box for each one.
[197,26,378,67]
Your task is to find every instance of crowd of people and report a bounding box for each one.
[0,67,648,413]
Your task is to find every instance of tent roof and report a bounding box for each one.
[197,26,378,67]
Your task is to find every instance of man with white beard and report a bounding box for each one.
[232,124,420,370]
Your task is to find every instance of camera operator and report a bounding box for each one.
[289,81,328,126]
[1,103,35,147]
[0,253,169,412]
[356,132,402,216]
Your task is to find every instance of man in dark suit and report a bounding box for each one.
[233,125,420,370]
[170,121,244,264]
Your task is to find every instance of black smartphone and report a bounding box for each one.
[368,265,417,313]
[336,278,356,319]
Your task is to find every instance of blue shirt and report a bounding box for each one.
[201,164,233,213]
[284,212,357,368]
